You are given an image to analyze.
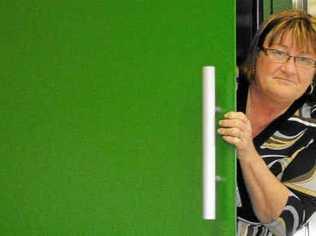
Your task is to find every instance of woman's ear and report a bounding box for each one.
[309,83,314,95]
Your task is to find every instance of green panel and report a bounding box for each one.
[0,0,236,235]
[264,0,293,19]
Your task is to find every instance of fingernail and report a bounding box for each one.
[224,113,230,118]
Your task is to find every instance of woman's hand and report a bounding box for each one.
[217,111,256,160]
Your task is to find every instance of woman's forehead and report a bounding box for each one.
[266,31,316,54]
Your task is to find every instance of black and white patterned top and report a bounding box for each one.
[236,76,316,236]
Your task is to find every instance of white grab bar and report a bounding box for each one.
[202,66,216,220]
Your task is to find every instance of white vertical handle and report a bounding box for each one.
[203,66,216,220]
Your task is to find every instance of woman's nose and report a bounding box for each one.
[281,56,297,73]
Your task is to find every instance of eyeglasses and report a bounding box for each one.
[260,47,316,68]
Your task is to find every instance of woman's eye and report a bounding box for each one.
[272,49,287,57]
[296,57,315,65]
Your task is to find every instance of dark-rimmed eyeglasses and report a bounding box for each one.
[260,47,316,68]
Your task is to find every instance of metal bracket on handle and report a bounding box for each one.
[202,66,216,220]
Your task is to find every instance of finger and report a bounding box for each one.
[219,119,249,131]
[218,127,242,138]
[224,112,249,123]
[221,135,241,146]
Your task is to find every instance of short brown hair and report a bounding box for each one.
[240,10,316,81]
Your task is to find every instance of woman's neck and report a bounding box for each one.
[246,84,291,137]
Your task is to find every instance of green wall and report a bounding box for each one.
[264,0,293,19]
[0,1,236,235]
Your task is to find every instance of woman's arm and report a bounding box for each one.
[218,111,290,223]
[237,147,290,223]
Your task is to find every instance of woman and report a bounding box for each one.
[218,10,316,236]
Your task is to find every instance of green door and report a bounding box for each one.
[0,1,236,235]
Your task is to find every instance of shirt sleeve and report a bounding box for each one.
[264,136,316,236]
[264,190,316,236]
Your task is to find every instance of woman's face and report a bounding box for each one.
[255,33,316,105]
